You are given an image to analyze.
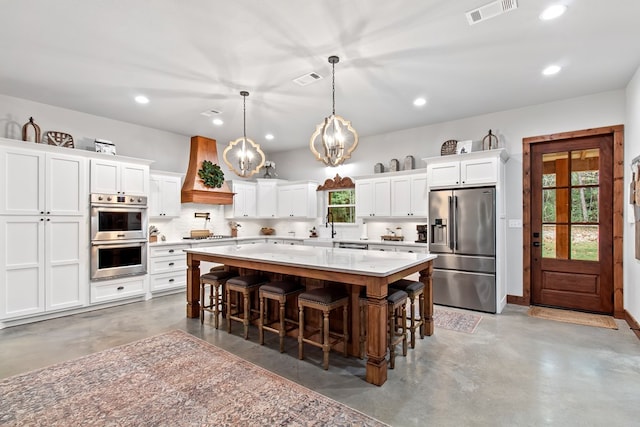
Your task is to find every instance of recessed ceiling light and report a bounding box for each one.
[539,5,567,20]
[265,134,274,140]
[413,97,427,107]
[212,118,224,126]
[134,95,149,104]
[542,65,561,76]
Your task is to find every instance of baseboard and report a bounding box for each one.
[624,309,640,341]
[507,295,527,305]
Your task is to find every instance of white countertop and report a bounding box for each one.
[184,243,436,277]
[151,235,428,248]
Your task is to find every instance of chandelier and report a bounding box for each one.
[222,91,265,178]
[310,56,359,167]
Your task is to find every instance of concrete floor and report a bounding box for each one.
[1,292,639,427]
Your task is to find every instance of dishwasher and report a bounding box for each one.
[338,242,369,250]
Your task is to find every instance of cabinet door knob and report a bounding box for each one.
[40,218,44,221]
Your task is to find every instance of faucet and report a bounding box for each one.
[326,209,336,238]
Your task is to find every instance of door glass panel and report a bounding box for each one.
[571,188,599,223]
[542,189,556,222]
[571,149,599,185]
[571,225,599,261]
[542,225,556,258]
[542,152,568,187]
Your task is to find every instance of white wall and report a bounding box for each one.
[270,90,626,298]
[624,66,640,322]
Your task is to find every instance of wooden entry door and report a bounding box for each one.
[529,135,613,313]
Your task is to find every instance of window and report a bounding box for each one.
[327,189,355,224]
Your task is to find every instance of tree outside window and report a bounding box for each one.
[327,189,355,223]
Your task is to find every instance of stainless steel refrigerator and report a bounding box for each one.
[429,187,496,313]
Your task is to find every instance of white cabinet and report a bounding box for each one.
[390,173,427,217]
[0,215,88,319]
[148,243,189,293]
[256,179,281,218]
[277,181,318,218]
[149,172,182,218]
[0,147,87,216]
[425,149,507,189]
[90,275,146,304]
[90,159,149,196]
[355,178,390,217]
[228,181,257,218]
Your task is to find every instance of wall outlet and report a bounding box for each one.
[508,219,523,228]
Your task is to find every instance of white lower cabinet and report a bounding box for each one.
[91,276,146,304]
[148,243,189,293]
[0,215,88,320]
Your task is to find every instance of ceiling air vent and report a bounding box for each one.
[293,72,323,86]
[466,0,518,25]
[200,109,221,118]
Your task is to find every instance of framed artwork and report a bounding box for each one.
[95,139,116,155]
[457,140,472,155]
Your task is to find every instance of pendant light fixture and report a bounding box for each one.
[310,55,359,167]
[222,91,265,178]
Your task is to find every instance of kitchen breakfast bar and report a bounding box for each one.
[184,243,436,386]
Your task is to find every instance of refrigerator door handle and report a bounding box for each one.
[448,195,454,251]
[453,195,458,251]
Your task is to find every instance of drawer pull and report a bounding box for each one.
[169,262,175,266]
[168,249,174,253]
[169,279,175,283]
[117,286,124,291]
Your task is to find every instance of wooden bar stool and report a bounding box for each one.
[226,274,268,339]
[297,287,349,370]
[359,288,409,369]
[258,280,305,352]
[389,279,425,348]
[200,267,238,328]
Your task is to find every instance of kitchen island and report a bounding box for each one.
[184,243,436,386]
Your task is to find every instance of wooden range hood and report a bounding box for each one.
[181,135,235,205]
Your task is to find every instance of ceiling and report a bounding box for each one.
[2,1,639,153]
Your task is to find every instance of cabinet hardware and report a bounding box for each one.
[117,286,124,290]
[168,262,174,266]
[169,279,175,282]
[168,249,174,253]
[533,242,541,247]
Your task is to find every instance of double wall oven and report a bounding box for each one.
[90,193,148,280]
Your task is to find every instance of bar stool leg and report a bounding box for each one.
[226,287,232,333]
[389,304,396,369]
[200,282,206,325]
[322,310,330,370]
[259,296,265,345]
[419,292,425,339]
[298,306,305,360]
[401,303,408,357]
[279,300,286,353]
[408,296,416,348]
[243,290,250,340]
[213,283,220,329]
[342,304,348,357]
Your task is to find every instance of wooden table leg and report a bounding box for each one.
[186,254,201,318]
[420,262,434,336]
[365,295,388,386]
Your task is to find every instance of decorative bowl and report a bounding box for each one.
[260,227,275,235]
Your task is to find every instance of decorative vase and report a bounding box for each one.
[231,228,238,237]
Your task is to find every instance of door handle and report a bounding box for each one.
[533,242,541,247]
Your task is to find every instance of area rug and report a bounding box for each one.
[0,330,387,427]
[433,308,482,333]
[528,306,618,330]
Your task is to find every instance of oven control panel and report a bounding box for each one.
[91,193,147,206]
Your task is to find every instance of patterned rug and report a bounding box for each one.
[0,330,387,427]
[528,306,618,330]
[433,308,482,333]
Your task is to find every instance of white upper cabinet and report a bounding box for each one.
[355,177,391,217]
[149,173,182,218]
[277,181,318,218]
[90,159,149,196]
[256,179,280,218]
[390,173,427,217]
[0,147,87,216]
[229,181,257,218]
[425,149,508,189]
